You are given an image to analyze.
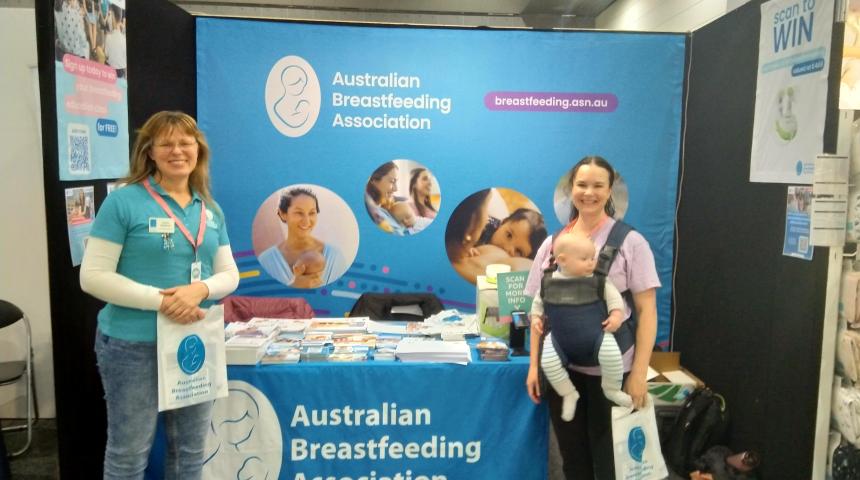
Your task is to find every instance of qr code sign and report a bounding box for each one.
[798,235,809,254]
[68,123,91,174]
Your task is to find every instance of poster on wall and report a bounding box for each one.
[53,0,129,180]
[197,19,685,347]
[841,0,860,108]
[750,0,833,184]
[65,185,94,266]
[783,185,813,260]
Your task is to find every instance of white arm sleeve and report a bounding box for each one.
[79,236,163,310]
[202,245,240,300]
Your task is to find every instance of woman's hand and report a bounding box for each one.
[623,372,648,410]
[530,315,544,336]
[159,282,208,324]
[526,365,541,404]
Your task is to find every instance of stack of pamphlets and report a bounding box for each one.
[261,343,301,364]
[375,334,402,349]
[373,347,397,361]
[426,309,480,338]
[372,334,401,361]
[307,317,368,333]
[394,337,472,364]
[225,321,278,365]
[476,340,510,361]
[301,345,331,362]
[273,319,308,340]
[332,333,377,348]
[302,332,332,347]
[330,345,370,362]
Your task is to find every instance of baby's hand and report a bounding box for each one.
[292,263,307,275]
[602,310,624,333]
[466,247,481,257]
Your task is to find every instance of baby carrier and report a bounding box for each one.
[542,221,636,367]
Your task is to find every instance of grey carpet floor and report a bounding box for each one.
[4,419,59,479]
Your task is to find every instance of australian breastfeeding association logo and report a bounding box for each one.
[178,334,205,375]
[265,55,321,137]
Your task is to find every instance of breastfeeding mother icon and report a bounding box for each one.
[265,55,321,138]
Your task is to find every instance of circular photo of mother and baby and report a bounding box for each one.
[444,187,547,285]
[364,159,441,236]
[252,185,358,289]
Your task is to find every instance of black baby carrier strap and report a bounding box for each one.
[542,220,636,367]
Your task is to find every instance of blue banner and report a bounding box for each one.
[197,19,685,345]
[148,357,546,479]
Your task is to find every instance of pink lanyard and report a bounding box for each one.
[143,178,206,255]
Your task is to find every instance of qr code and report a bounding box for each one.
[68,123,91,174]
[798,236,809,254]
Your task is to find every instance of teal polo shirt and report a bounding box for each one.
[89,177,230,342]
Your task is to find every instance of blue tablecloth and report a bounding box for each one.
[147,351,548,480]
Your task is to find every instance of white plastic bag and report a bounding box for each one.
[612,395,669,480]
[157,305,228,412]
[832,379,860,448]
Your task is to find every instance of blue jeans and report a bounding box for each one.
[95,330,212,480]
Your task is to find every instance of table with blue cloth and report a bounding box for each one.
[147,348,548,480]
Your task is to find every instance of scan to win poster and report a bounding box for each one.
[750,0,833,184]
[197,19,685,347]
[54,0,129,180]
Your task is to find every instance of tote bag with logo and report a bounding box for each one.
[157,305,228,411]
[612,395,669,480]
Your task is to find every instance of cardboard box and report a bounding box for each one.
[647,352,704,406]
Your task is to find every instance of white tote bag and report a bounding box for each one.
[157,304,229,412]
[611,395,669,480]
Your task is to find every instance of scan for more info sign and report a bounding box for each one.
[750,0,833,184]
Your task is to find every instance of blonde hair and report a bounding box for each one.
[122,111,216,209]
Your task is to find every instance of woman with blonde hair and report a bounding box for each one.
[80,111,239,478]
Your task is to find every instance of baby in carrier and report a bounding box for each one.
[530,232,633,421]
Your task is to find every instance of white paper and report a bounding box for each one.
[661,369,697,386]
[646,365,660,381]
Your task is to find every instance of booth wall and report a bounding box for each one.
[0,6,56,419]
[676,1,836,477]
[34,0,196,475]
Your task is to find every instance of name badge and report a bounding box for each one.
[149,217,175,234]
[190,261,202,283]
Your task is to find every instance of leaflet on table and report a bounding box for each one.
[395,338,472,364]
[261,344,301,364]
[365,313,478,337]
[332,333,378,348]
[244,317,311,333]
[302,332,333,346]
[307,317,368,333]
[476,340,510,362]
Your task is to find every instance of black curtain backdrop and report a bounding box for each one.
[676,1,839,477]
[35,0,195,476]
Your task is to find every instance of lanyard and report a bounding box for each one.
[143,178,206,255]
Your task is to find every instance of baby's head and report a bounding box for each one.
[293,250,325,276]
[389,201,416,228]
[489,208,547,259]
[553,233,596,276]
